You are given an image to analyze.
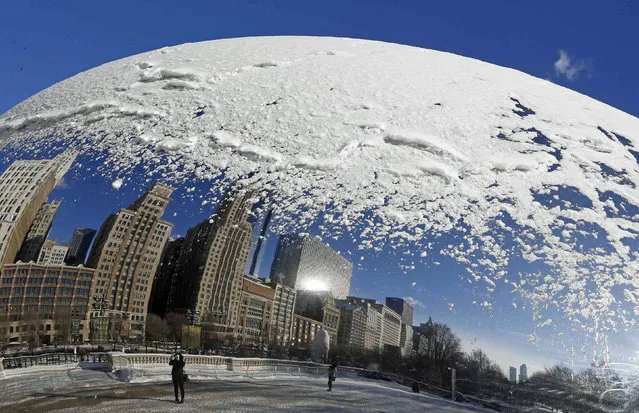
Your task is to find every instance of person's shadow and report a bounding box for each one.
[30,391,176,404]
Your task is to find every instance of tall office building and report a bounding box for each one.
[16,200,61,263]
[0,151,76,265]
[237,276,275,344]
[294,290,341,344]
[385,297,414,355]
[65,228,96,266]
[260,278,296,346]
[509,366,517,384]
[270,234,353,299]
[37,239,69,265]
[149,237,184,317]
[336,302,366,349]
[165,187,255,340]
[519,364,528,382]
[86,183,174,339]
[248,209,272,277]
[385,297,414,326]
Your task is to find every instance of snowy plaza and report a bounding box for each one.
[0,360,493,412]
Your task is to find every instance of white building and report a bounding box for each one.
[37,239,69,266]
[0,151,75,265]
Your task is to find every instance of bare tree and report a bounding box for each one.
[54,307,73,346]
[0,312,10,355]
[21,311,42,352]
[165,312,185,346]
[145,313,168,344]
[109,314,123,343]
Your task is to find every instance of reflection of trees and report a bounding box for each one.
[0,312,9,355]
[54,307,73,345]
[21,311,42,351]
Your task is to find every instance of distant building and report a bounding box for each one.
[261,278,296,346]
[385,297,414,326]
[237,276,275,345]
[519,364,528,382]
[65,228,96,266]
[294,290,340,345]
[37,239,69,266]
[0,262,95,344]
[412,331,428,355]
[248,210,272,277]
[270,234,352,299]
[336,302,366,349]
[399,324,414,356]
[385,297,414,355]
[86,183,174,340]
[165,188,255,341]
[0,151,75,265]
[346,297,383,350]
[16,200,61,263]
[509,366,517,384]
[291,314,324,349]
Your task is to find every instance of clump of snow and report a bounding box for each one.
[1,36,639,343]
[111,178,123,190]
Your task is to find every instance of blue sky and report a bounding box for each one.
[1,0,638,374]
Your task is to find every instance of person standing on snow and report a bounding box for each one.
[169,352,186,403]
[327,363,337,391]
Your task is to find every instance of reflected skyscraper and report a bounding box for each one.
[65,228,96,266]
[0,151,76,265]
[270,234,353,299]
[16,200,61,263]
[87,183,174,340]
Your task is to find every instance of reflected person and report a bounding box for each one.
[169,352,186,403]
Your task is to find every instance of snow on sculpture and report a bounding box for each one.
[311,328,330,363]
[1,37,638,342]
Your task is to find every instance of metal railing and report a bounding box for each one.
[1,352,110,370]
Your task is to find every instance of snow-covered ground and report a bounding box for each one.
[1,365,493,412]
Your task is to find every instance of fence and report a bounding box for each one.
[1,352,110,370]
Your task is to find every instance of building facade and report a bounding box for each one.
[16,200,61,263]
[261,278,296,346]
[509,366,517,384]
[336,303,366,348]
[270,234,353,299]
[294,290,341,345]
[65,228,96,266]
[236,276,275,345]
[385,297,414,326]
[37,239,69,266]
[165,188,255,341]
[0,262,94,344]
[86,183,174,340]
[291,314,324,349]
[0,151,75,265]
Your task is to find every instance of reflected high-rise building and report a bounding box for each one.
[270,234,353,299]
[16,200,61,263]
[509,366,517,384]
[65,228,96,266]
[0,151,76,265]
[519,364,528,382]
[165,187,255,340]
[87,183,174,340]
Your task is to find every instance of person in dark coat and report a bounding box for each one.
[327,364,337,391]
[169,352,186,403]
